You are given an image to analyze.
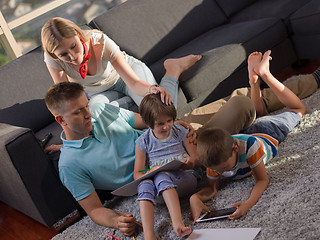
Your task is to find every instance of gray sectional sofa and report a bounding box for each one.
[0,0,319,228]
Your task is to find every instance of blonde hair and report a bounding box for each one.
[197,127,234,168]
[41,17,91,59]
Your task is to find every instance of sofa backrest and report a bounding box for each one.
[0,46,55,131]
[0,47,52,109]
[215,0,257,17]
[89,0,227,65]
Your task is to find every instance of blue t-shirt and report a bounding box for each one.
[59,103,144,201]
[135,124,189,168]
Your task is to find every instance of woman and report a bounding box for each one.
[41,17,201,108]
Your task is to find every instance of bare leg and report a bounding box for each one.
[162,188,192,238]
[139,200,157,240]
[254,50,306,117]
[247,51,268,117]
[164,55,202,80]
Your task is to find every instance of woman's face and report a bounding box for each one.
[53,35,83,65]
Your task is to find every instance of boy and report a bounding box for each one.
[190,50,306,222]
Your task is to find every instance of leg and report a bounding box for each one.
[196,95,256,135]
[137,180,157,240]
[254,50,306,117]
[247,51,268,116]
[88,90,133,109]
[154,172,191,238]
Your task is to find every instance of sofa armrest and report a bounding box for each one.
[0,123,79,227]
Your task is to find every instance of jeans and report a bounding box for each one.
[89,55,179,109]
[242,111,301,143]
[137,170,197,205]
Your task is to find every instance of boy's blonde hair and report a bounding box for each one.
[41,17,91,59]
[139,93,176,129]
[197,127,234,167]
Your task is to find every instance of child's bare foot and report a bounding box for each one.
[254,50,272,77]
[174,224,192,238]
[164,54,202,80]
[248,51,262,85]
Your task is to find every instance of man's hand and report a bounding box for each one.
[44,144,62,154]
[228,201,250,220]
[115,214,136,236]
[189,194,210,224]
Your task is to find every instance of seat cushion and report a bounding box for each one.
[0,99,54,132]
[89,0,227,65]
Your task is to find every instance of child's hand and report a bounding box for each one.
[149,165,161,173]
[228,201,251,220]
[181,157,195,170]
[189,194,210,224]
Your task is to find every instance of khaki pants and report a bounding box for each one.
[181,74,318,134]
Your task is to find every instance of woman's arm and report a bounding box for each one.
[111,53,172,104]
[46,64,69,83]
[229,161,269,219]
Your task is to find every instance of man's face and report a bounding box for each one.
[57,92,92,140]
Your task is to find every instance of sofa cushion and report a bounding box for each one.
[150,18,289,103]
[89,0,227,65]
[215,0,257,17]
[0,99,54,132]
[290,0,320,35]
[229,0,312,24]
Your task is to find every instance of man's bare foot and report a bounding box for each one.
[174,224,192,238]
[164,54,202,80]
[254,50,272,78]
[248,51,262,85]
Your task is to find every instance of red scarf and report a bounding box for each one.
[79,41,91,79]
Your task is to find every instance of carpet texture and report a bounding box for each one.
[52,76,320,240]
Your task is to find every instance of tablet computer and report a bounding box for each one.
[196,207,237,223]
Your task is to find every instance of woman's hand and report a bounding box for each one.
[149,84,173,105]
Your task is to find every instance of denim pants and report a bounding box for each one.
[137,170,197,205]
[89,55,179,109]
[242,111,301,143]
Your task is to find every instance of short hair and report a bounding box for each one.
[197,127,234,168]
[139,93,177,129]
[41,17,91,59]
[45,82,85,116]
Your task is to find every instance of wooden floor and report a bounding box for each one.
[1,58,320,240]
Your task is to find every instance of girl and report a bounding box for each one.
[134,93,201,239]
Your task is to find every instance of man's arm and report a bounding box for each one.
[133,112,148,130]
[78,191,136,236]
